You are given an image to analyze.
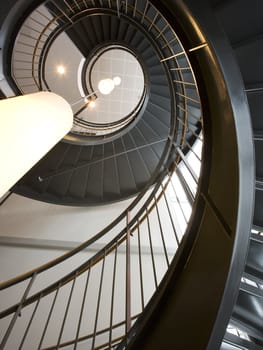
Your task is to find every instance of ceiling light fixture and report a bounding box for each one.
[89,101,96,108]
[113,76,121,86]
[0,92,73,196]
[97,77,122,95]
[98,78,115,95]
[57,65,66,75]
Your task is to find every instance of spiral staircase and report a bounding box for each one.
[0,0,262,349]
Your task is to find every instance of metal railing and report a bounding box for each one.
[0,135,203,349]
[71,86,147,137]
[11,0,201,142]
[0,0,205,349]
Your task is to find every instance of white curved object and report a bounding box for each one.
[0,92,73,197]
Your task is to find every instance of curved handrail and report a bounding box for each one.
[0,1,204,350]
[118,1,255,350]
[0,139,173,292]
[0,162,175,317]
[72,86,148,136]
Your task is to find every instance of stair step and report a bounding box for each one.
[147,101,171,125]
[245,234,263,281]
[90,15,104,43]
[101,15,111,41]
[255,141,263,178]
[85,162,104,200]
[240,281,263,299]
[150,84,170,99]
[222,333,263,350]
[232,290,263,341]
[247,90,263,131]
[110,15,119,40]
[135,119,164,144]
[253,189,263,229]
[116,153,138,195]
[117,19,130,41]
[150,92,171,112]
[68,166,90,199]
[103,157,121,197]
[125,149,151,187]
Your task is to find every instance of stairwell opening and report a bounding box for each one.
[71,46,146,138]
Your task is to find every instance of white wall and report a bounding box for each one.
[0,238,170,350]
[0,194,133,242]
[0,191,179,349]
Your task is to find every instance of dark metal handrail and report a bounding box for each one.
[118,1,254,350]
[72,86,147,134]
[0,136,203,348]
[0,1,205,350]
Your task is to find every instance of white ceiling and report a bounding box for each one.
[88,48,144,124]
[44,32,145,133]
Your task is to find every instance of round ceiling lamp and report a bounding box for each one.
[56,65,66,75]
[113,76,121,86]
[98,78,115,95]
[89,100,96,108]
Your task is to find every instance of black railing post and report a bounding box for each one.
[0,272,36,350]
[126,210,132,336]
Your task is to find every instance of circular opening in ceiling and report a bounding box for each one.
[83,48,145,125]
[44,33,146,141]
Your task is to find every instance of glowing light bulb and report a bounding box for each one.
[57,65,66,75]
[98,78,115,95]
[89,101,96,108]
[113,76,121,86]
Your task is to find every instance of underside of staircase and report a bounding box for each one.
[0,1,262,350]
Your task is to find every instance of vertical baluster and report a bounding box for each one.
[133,0,137,18]
[38,285,60,349]
[74,268,91,350]
[0,273,37,349]
[63,0,75,13]
[137,221,145,311]
[141,0,149,24]
[176,167,195,206]
[50,0,74,23]
[116,0,120,17]
[185,140,202,162]
[154,196,169,267]
[82,0,88,8]
[92,253,106,350]
[73,0,81,11]
[126,211,131,335]
[109,243,118,347]
[146,208,158,289]
[18,295,41,350]
[161,183,180,245]
[166,170,189,224]
[176,147,198,184]
[56,273,77,348]
[148,11,158,32]
[156,24,168,39]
